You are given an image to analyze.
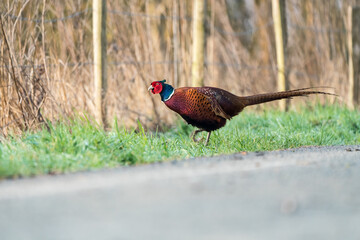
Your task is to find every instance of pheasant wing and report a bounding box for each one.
[203,93,231,120]
[194,88,232,120]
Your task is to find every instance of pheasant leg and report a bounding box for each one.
[204,131,211,146]
[191,129,204,142]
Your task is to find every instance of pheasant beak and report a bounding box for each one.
[148,85,154,92]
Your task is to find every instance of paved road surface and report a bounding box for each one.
[0,145,360,240]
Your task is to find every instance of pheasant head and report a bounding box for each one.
[148,79,174,101]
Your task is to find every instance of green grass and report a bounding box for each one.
[0,104,359,178]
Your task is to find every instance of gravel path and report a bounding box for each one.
[1,145,360,240]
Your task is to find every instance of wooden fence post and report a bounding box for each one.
[93,0,107,125]
[347,6,360,109]
[272,0,288,111]
[173,0,179,87]
[191,0,205,87]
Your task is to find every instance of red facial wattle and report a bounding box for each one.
[150,82,163,94]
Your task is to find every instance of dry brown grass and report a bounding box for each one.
[0,0,356,134]
[0,13,49,135]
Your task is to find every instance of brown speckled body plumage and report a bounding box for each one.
[148,80,334,145]
[164,87,246,132]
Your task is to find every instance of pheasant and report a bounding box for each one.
[148,80,333,145]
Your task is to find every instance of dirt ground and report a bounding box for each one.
[1,145,360,240]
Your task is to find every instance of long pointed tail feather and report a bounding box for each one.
[242,88,336,107]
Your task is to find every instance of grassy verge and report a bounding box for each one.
[0,104,359,178]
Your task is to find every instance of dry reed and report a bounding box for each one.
[0,0,355,134]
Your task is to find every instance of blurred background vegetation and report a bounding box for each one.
[0,0,358,134]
